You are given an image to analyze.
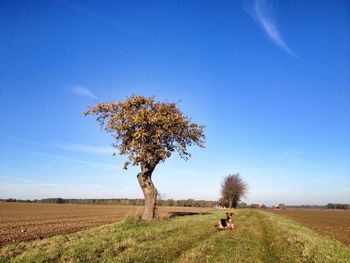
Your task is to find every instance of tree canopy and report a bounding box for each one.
[220,173,247,208]
[84,95,205,170]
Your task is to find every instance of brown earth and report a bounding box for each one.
[0,202,210,246]
[269,209,350,246]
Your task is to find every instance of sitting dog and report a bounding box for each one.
[216,212,234,230]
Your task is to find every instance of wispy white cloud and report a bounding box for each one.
[27,149,117,171]
[1,134,113,156]
[53,1,146,39]
[54,143,114,155]
[338,187,350,192]
[0,178,138,199]
[70,85,97,99]
[0,134,50,148]
[246,0,294,55]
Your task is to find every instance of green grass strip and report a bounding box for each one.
[1,210,349,263]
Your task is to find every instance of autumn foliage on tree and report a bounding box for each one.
[220,173,247,208]
[85,95,205,220]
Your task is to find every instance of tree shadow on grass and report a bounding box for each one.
[168,212,210,218]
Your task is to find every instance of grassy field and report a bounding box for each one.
[1,209,349,263]
[269,208,350,246]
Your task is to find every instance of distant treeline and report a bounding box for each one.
[0,198,216,208]
[285,205,327,209]
[326,203,350,209]
[1,198,349,209]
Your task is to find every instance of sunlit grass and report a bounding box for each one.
[1,210,349,262]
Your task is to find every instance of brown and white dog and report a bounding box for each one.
[216,212,234,230]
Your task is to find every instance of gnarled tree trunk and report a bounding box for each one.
[137,164,158,220]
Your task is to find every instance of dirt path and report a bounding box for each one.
[255,211,280,262]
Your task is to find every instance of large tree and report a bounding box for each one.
[220,173,247,208]
[84,95,205,220]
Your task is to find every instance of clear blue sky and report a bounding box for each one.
[0,0,349,205]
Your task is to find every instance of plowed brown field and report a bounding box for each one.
[269,209,350,246]
[0,202,209,246]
